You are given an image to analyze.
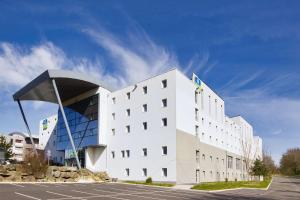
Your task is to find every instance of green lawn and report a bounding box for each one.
[124,181,174,187]
[192,178,271,191]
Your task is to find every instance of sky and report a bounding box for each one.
[0,0,299,164]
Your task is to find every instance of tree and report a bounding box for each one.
[251,159,267,179]
[0,135,14,160]
[280,148,300,176]
[263,151,277,175]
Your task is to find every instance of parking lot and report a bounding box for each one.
[0,176,299,200]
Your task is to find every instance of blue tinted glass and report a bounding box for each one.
[56,94,99,150]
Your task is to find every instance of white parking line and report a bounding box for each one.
[10,183,25,188]
[15,192,41,200]
[46,191,73,198]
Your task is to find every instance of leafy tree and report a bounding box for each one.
[252,159,267,179]
[0,135,14,160]
[280,148,300,176]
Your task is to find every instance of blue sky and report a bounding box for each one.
[0,0,299,164]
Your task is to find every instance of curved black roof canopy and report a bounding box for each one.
[13,70,107,103]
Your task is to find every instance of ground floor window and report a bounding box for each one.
[162,168,167,177]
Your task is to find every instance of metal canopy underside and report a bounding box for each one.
[13,70,104,103]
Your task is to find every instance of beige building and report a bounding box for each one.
[8,132,39,161]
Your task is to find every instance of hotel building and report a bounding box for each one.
[14,68,262,184]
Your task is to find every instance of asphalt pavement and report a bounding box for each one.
[0,176,299,200]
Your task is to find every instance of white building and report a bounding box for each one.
[17,68,262,184]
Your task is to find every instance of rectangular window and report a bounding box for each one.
[202,154,205,160]
[142,148,148,157]
[112,113,115,120]
[126,150,130,158]
[126,125,130,133]
[142,104,148,112]
[126,92,130,100]
[162,168,167,177]
[143,86,147,94]
[210,155,213,162]
[236,158,241,170]
[196,150,200,162]
[121,150,125,158]
[195,108,199,121]
[112,97,116,104]
[228,156,233,169]
[162,99,167,107]
[125,168,130,176]
[143,168,147,177]
[162,146,167,155]
[161,79,167,88]
[143,122,148,130]
[126,109,130,116]
[111,151,115,158]
[195,91,198,104]
[162,118,167,126]
[112,129,115,135]
[195,125,199,136]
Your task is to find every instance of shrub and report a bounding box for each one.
[225,178,228,182]
[145,177,153,184]
[21,152,48,179]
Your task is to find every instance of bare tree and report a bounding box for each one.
[240,134,259,180]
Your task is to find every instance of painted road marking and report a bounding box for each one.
[10,183,25,187]
[46,191,74,198]
[15,192,41,200]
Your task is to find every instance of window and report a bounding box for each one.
[126,109,130,116]
[125,168,130,176]
[210,155,213,162]
[126,92,130,100]
[162,146,167,155]
[195,125,199,136]
[112,129,115,135]
[195,91,198,104]
[162,99,167,107]
[143,122,148,130]
[126,150,130,158]
[112,97,116,104]
[142,104,148,112]
[161,79,167,88]
[15,139,23,143]
[228,156,233,169]
[201,118,204,125]
[126,125,130,133]
[162,168,167,177]
[143,168,147,177]
[143,86,147,94]
[196,150,200,162]
[121,150,125,158]
[142,148,148,157]
[202,154,205,160]
[162,118,167,126]
[112,113,115,120]
[111,151,115,158]
[236,158,241,170]
[195,108,199,121]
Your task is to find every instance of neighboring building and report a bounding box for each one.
[8,132,39,161]
[16,68,262,184]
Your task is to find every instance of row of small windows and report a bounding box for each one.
[111,146,167,159]
[200,170,245,179]
[112,99,167,119]
[124,168,168,177]
[198,153,244,170]
[112,118,167,135]
[112,79,167,104]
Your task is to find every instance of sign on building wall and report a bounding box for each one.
[65,149,76,159]
[192,73,203,91]
[42,119,48,130]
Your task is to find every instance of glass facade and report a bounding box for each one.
[56,94,99,151]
